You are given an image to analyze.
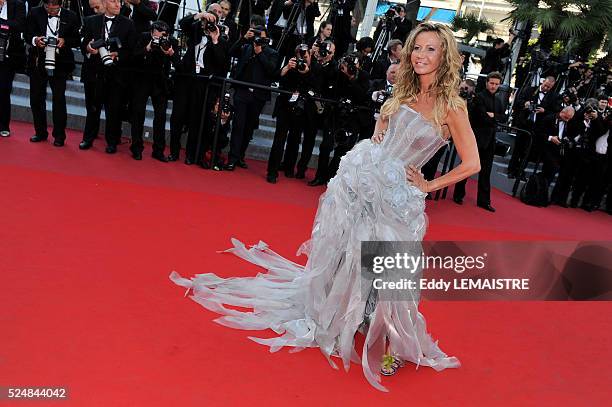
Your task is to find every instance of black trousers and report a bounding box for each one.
[541,143,562,184]
[454,134,495,205]
[0,64,16,132]
[313,127,334,181]
[82,79,101,141]
[583,153,609,208]
[268,107,303,176]
[551,148,593,206]
[185,79,218,163]
[130,79,168,155]
[227,90,266,165]
[422,146,447,181]
[29,69,68,141]
[169,76,193,158]
[82,70,125,147]
[283,105,318,174]
[508,123,534,175]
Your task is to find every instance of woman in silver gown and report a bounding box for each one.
[171,23,481,391]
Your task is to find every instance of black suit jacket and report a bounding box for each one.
[391,16,411,43]
[1,0,27,70]
[230,40,279,101]
[238,0,272,29]
[481,43,510,74]
[470,90,505,149]
[80,14,137,82]
[25,6,80,74]
[267,0,319,38]
[514,85,559,127]
[176,14,230,77]
[120,0,156,34]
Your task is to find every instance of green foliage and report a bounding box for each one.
[451,13,495,43]
[505,0,612,54]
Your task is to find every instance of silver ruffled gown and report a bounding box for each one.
[170,105,460,391]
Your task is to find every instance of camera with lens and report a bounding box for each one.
[459,87,473,101]
[559,136,575,157]
[250,27,270,47]
[0,23,10,63]
[339,55,359,76]
[151,35,171,52]
[42,36,58,74]
[384,5,400,19]
[315,39,332,59]
[90,37,122,66]
[203,20,218,34]
[295,43,309,71]
[221,91,232,115]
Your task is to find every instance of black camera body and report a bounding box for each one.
[204,20,218,33]
[295,44,309,71]
[315,39,332,58]
[90,37,122,66]
[151,35,171,51]
[340,55,359,76]
[221,91,232,114]
[250,28,270,47]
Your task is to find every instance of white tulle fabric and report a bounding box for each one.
[170,105,460,391]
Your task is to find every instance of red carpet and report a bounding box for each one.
[1,121,610,406]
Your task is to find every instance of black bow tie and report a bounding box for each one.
[104,16,115,23]
[48,15,59,19]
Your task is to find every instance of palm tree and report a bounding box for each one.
[505,0,612,57]
[451,12,495,44]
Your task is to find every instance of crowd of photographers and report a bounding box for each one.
[0,0,411,182]
[0,0,610,213]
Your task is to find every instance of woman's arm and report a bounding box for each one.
[409,107,481,193]
[371,114,389,143]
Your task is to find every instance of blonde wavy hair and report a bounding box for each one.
[380,22,465,130]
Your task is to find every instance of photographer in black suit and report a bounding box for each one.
[508,76,559,177]
[120,0,156,34]
[0,0,26,138]
[224,23,278,170]
[129,20,177,161]
[551,103,606,207]
[266,43,315,183]
[328,0,354,59]
[268,0,320,65]
[373,4,411,45]
[453,72,505,212]
[78,0,136,153]
[536,106,576,185]
[370,39,401,80]
[26,0,80,146]
[167,8,229,165]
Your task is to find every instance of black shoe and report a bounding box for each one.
[477,203,496,212]
[53,139,65,147]
[237,159,248,169]
[79,141,92,150]
[105,145,117,154]
[284,170,295,178]
[184,158,195,165]
[30,135,47,143]
[308,178,326,187]
[132,151,142,160]
[224,162,236,171]
[266,174,278,184]
[199,160,211,169]
[167,154,179,162]
[295,170,306,179]
[152,152,168,162]
[212,161,223,171]
[453,197,463,205]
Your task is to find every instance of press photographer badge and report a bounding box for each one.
[289,92,300,103]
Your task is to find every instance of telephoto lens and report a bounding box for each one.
[44,37,58,76]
